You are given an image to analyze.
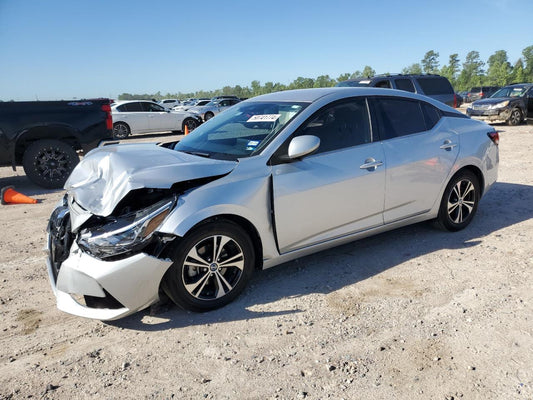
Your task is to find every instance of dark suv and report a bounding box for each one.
[336,74,457,107]
[466,86,500,102]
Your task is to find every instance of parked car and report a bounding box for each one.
[172,99,211,112]
[467,83,533,125]
[46,87,499,320]
[0,99,113,188]
[211,95,240,101]
[336,74,458,107]
[111,100,202,138]
[192,98,241,121]
[457,91,470,103]
[158,99,181,109]
[455,92,464,107]
[466,86,500,102]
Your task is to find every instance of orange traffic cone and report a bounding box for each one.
[1,186,38,205]
[184,125,189,136]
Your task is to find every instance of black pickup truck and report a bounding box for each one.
[0,99,113,188]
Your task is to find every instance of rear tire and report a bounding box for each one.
[435,170,480,231]
[182,118,199,133]
[162,220,255,312]
[113,122,130,139]
[22,139,79,189]
[204,112,214,121]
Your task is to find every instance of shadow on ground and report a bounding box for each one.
[108,181,533,331]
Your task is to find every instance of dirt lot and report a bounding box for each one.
[1,122,532,400]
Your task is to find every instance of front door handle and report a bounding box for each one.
[440,139,457,151]
[360,158,384,171]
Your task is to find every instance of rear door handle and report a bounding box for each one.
[440,139,457,151]
[359,158,384,171]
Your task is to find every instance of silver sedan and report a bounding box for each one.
[46,87,499,320]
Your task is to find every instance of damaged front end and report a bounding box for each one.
[45,143,237,320]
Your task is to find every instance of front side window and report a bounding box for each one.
[373,97,427,140]
[143,102,166,112]
[294,98,372,154]
[174,101,308,160]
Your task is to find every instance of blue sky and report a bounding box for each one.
[1,0,531,101]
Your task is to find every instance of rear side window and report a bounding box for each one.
[122,102,143,112]
[373,79,392,89]
[372,97,427,139]
[395,79,416,93]
[416,77,454,95]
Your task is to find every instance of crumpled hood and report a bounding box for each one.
[473,97,516,106]
[65,143,237,216]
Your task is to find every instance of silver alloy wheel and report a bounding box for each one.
[181,235,244,300]
[447,179,476,223]
[509,108,521,125]
[113,123,129,139]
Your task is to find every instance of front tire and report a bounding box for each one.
[162,220,255,312]
[113,122,130,139]
[22,139,79,189]
[435,170,480,231]
[507,108,522,126]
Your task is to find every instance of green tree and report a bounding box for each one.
[522,45,533,81]
[440,53,460,86]
[402,63,423,75]
[421,50,440,74]
[361,65,376,77]
[336,73,351,82]
[511,59,526,83]
[289,76,315,89]
[486,50,512,86]
[350,70,362,79]
[456,50,485,90]
[313,75,335,87]
[250,80,262,96]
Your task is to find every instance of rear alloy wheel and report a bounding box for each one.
[182,118,199,133]
[113,122,130,139]
[435,170,480,231]
[507,108,522,126]
[204,112,215,121]
[162,221,255,312]
[22,139,79,189]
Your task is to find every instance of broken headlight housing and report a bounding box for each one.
[77,198,174,259]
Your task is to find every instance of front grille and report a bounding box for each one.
[48,206,73,280]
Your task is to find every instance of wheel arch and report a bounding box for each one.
[14,126,80,165]
[452,164,485,197]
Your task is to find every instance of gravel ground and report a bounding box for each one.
[0,122,532,400]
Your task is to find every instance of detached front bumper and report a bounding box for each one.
[46,214,172,320]
[467,107,511,124]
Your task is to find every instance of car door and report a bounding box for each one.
[115,102,149,134]
[141,102,178,132]
[370,97,459,224]
[527,87,533,118]
[271,98,385,254]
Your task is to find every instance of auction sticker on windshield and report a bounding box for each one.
[247,114,281,122]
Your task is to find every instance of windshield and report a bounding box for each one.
[335,80,371,87]
[174,101,308,160]
[491,86,527,98]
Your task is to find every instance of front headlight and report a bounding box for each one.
[78,198,174,259]
[489,100,509,110]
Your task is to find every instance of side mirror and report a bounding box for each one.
[287,135,320,159]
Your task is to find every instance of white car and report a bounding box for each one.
[172,99,211,112]
[193,98,241,121]
[111,100,202,138]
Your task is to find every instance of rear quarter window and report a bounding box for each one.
[416,77,454,95]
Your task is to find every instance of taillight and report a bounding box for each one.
[479,91,484,98]
[101,104,113,130]
[487,131,499,145]
[453,93,457,108]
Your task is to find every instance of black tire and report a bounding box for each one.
[507,108,522,126]
[435,170,480,231]
[113,122,130,139]
[22,139,79,189]
[162,220,255,312]
[204,112,214,121]
[182,118,199,133]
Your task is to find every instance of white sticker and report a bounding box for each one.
[247,140,259,147]
[247,114,281,122]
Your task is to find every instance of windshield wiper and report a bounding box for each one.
[180,150,211,158]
